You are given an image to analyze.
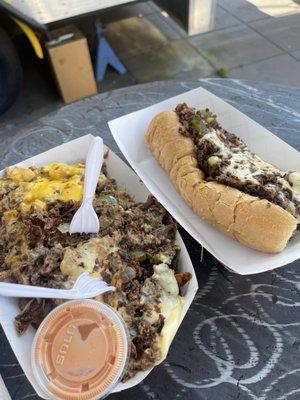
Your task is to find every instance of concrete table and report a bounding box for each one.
[0,79,299,400]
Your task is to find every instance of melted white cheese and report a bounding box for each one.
[152,263,184,360]
[201,131,276,184]
[60,236,118,279]
[200,129,300,219]
[289,172,300,193]
[139,263,184,359]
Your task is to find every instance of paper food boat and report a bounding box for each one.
[0,135,198,398]
[109,86,300,275]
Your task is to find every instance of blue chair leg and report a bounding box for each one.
[94,32,127,82]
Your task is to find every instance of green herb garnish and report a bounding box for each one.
[191,117,202,133]
[99,194,118,206]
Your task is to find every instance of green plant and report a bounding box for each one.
[215,67,228,78]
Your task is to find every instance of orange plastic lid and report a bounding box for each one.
[31,300,129,400]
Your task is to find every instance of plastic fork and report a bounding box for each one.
[69,137,104,234]
[0,272,115,300]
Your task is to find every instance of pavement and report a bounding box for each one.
[104,0,300,86]
[0,0,300,137]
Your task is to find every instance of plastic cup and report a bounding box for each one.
[31,299,129,400]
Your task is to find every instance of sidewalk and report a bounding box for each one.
[0,0,299,138]
[104,0,300,86]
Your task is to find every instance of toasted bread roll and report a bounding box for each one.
[145,111,297,253]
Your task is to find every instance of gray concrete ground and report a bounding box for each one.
[0,0,300,137]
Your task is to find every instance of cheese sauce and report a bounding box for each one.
[3,163,85,212]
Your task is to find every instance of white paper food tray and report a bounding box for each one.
[108,86,300,275]
[0,135,198,398]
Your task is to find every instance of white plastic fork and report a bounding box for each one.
[0,272,115,300]
[69,137,104,234]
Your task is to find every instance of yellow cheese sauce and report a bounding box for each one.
[2,163,85,212]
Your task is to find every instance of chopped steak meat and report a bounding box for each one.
[0,161,190,380]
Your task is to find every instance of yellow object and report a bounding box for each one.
[152,263,184,360]
[5,0,43,58]
[289,172,300,193]
[159,295,184,359]
[11,17,44,59]
[2,163,85,212]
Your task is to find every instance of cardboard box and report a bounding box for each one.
[46,25,97,103]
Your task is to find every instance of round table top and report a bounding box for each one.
[0,79,299,400]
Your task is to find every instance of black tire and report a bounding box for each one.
[0,27,22,115]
